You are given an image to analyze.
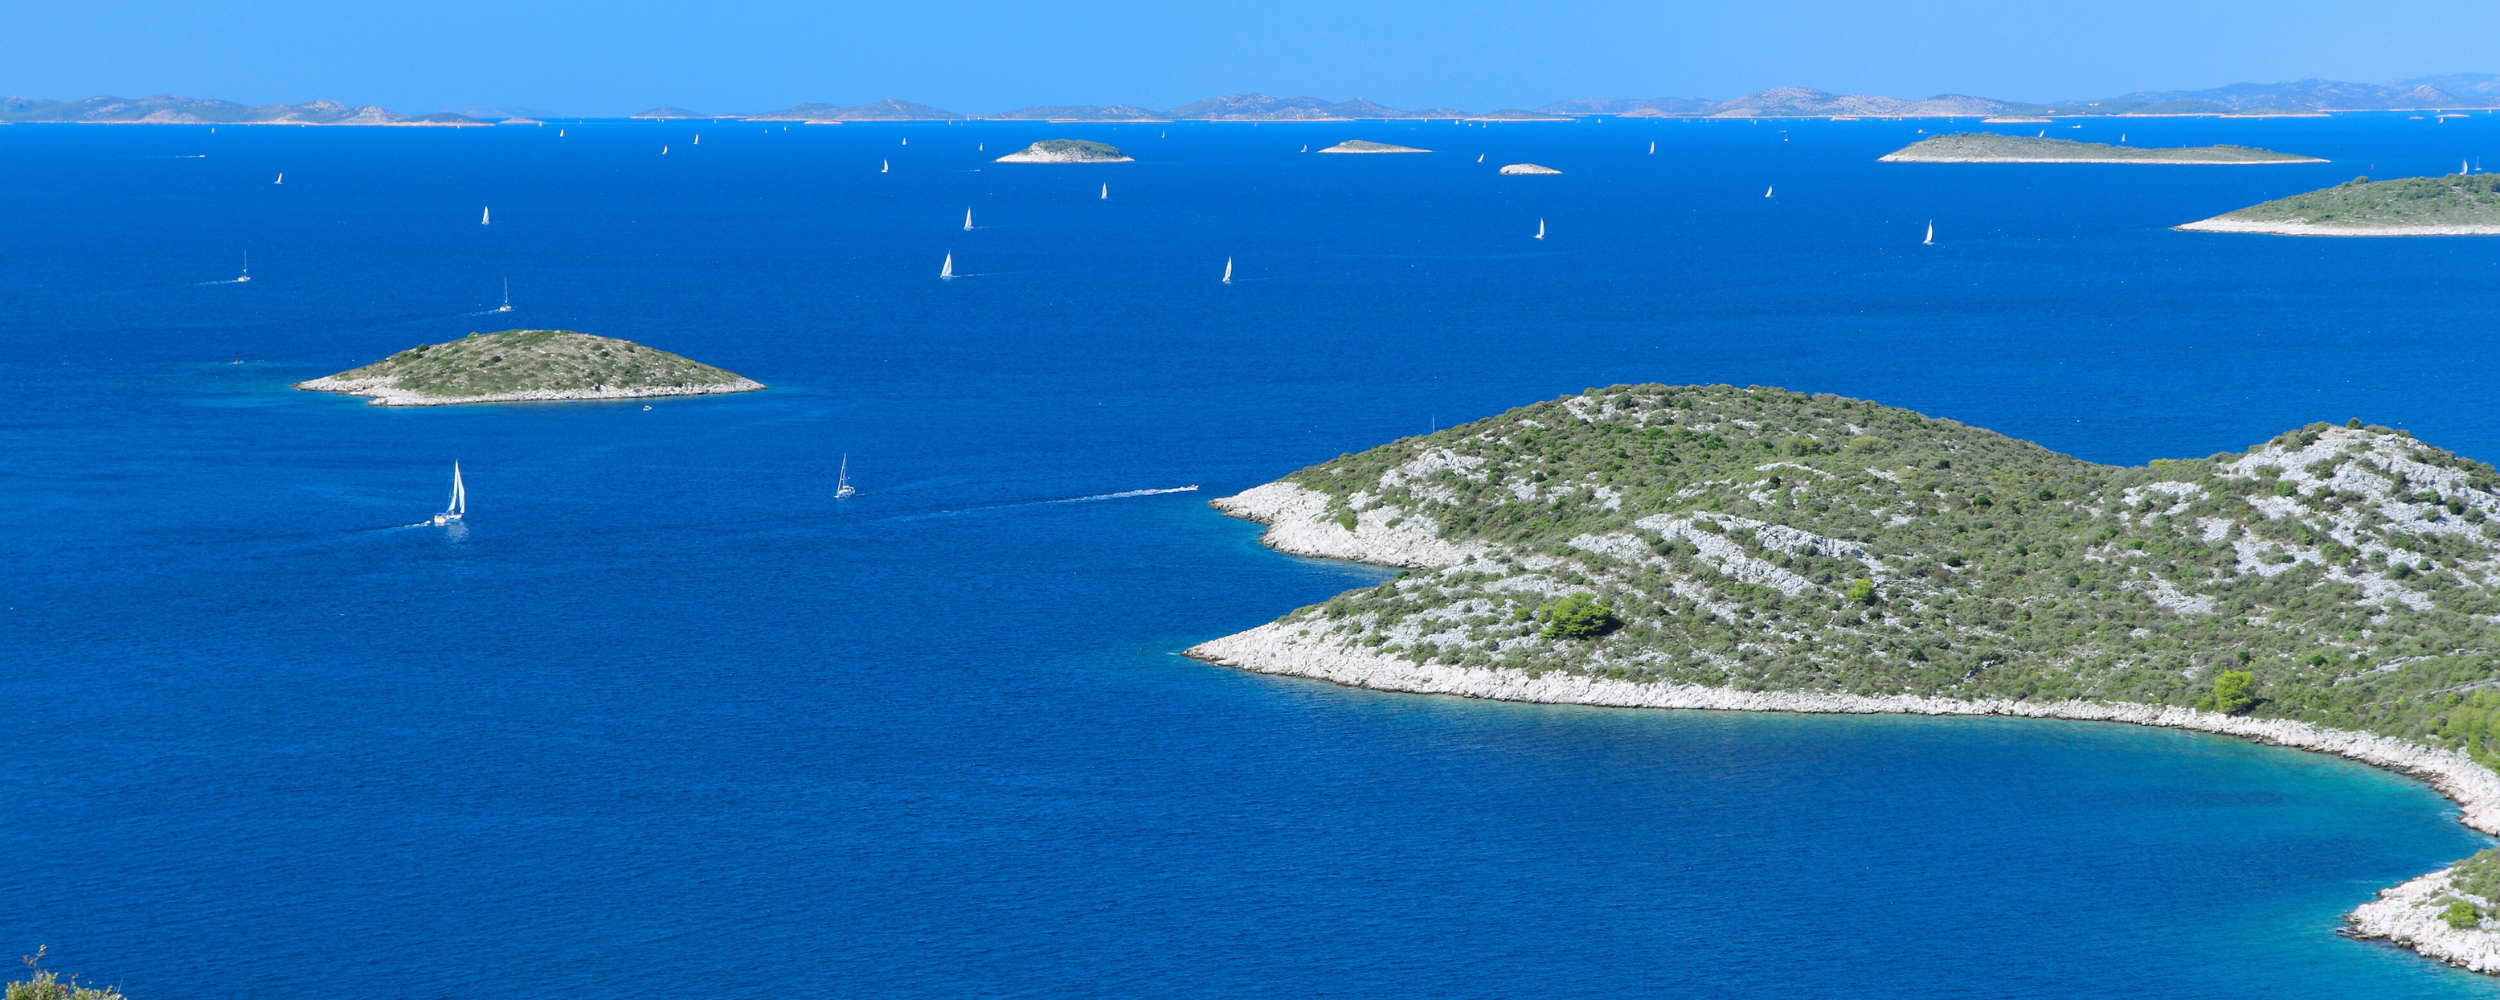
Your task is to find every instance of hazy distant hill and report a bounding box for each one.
[631,107,717,120]
[1538,75,2500,119]
[746,99,963,122]
[0,94,482,124]
[991,104,1165,121]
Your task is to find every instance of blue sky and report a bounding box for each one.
[6,0,2497,115]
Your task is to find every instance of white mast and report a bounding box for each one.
[963,208,973,231]
[1534,218,1544,239]
[1924,221,1934,245]
[882,159,889,173]
[1222,257,1232,283]
[940,254,954,280]
[481,206,490,225]
[837,455,856,498]
[238,251,251,283]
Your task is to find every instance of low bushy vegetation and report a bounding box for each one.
[2219,173,2500,227]
[1263,383,2500,747]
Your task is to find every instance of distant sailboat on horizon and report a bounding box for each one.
[236,251,251,283]
[882,159,889,173]
[432,462,466,525]
[1534,218,1545,239]
[1923,221,1934,245]
[481,206,490,225]
[1764,185,1773,197]
[1100,183,1108,199]
[964,208,974,231]
[1648,141,1655,154]
[495,278,512,313]
[1222,257,1232,284]
[274,172,283,184]
[836,455,856,499]
[940,253,954,280]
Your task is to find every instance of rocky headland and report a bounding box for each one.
[1185,383,2500,974]
[2179,173,2500,236]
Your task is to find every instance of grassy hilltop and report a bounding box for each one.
[1242,384,2500,758]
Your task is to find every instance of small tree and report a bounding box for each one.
[2208,670,2258,715]
[1541,594,1621,640]
[2447,900,2483,930]
[1845,579,1878,605]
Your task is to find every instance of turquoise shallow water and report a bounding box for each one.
[5,113,2500,997]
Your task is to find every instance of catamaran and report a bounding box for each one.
[433,462,467,525]
[1222,257,1233,284]
[940,254,954,280]
[836,455,856,499]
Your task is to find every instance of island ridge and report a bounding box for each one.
[993,139,1134,163]
[2178,173,2500,235]
[1880,132,2324,164]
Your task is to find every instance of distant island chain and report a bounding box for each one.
[1188,383,2500,975]
[10,73,2500,124]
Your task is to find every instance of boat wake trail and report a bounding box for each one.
[1048,485,1201,503]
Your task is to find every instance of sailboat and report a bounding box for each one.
[1477,153,1483,162]
[1100,183,1108,199]
[236,251,251,283]
[693,135,700,145]
[2465,159,2473,175]
[963,208,974,231]
[940,253,954,280]
[1301,144,1308,152]
[662,145,668,154]
[1222,257,1233,284]
[432,462,467,525]
[481,206,491,225]
[274,172,283,184]
[1923,221,1934,245]
[836,455,856,499]
[1534,218,1545,239]
[882,160,889,173]
[495,278,512,313]
[1648,141,1655,154]
[901,137,907,146]
[1764,185,1773,197]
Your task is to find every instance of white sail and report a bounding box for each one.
[481,206,490,225]
[837,455,856,498]
[451,462,465,516]
[941,253,954,279]
[1764,185,1773,197]
[1100,183,1108,199]
[693,134,699,145]
[237,251,251,283]
[274,172,283,184]
[1924,221,1934,245]
[964,208,974,231]
[882,160,889,173]
[1648,141,1655,154]
[1222,257,1232,283]
[497,278,512,313]
[1534,218,1544,239]
[1477,154,1483,162]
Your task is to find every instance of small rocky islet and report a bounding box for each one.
[992,139,1134,163]
[1880,132,2323,164]
[295,329,764,406]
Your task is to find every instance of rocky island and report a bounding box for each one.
[296,329,764,406]
[1317,140,1430,154]
[993,139,1134,163]
[1188,383,2500,974]
[1499,163,1562,174]
[2178,173,2500,236]
[1880,132,2323,164]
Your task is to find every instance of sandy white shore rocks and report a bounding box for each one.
[1499,163,1562,174]
[1317,140,1429,154]
[294,374,766,406]
[2175,218,2500,236]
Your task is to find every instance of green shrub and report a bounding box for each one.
[6,949,126,1000]
[1845,579,1877,605]
[2204,670,2257,714]
[2447,900,2483,929]
[1541,594,1621,639]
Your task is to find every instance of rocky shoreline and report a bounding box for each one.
[295,374,765,406]
[1189,479,2500,975]
[2176,218,2500,236]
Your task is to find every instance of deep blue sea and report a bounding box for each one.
[7,112,2500,998]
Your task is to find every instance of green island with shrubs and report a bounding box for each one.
[294,329,764,406]
[2180,173,2500,235]
[1187,383,2500,971]
[1881,132,2323,164]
